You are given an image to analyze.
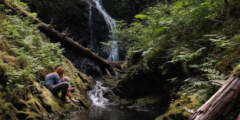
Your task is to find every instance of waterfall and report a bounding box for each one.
[87,81,109,108]
[88,1,96,49]
[88,0,119,62]
[93,0,115,32]
[87,0,118,108]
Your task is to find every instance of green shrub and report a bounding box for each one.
[0,11,64,94]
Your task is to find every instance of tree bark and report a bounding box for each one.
[2,0,115,75]
[191,74,240,120]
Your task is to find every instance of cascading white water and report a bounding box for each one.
[88,2,97,50]
[89,0,119,62]
[93,0,115,31]
[108,40,118,62]
[87,81,109,108]
[87,0,119,108]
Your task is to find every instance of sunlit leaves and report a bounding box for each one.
[135,14,148,19]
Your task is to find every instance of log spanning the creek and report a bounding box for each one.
[191,71,240,120]
[2,0,115,75]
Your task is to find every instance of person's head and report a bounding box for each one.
[63,76,70,82]
[56,67,64,78]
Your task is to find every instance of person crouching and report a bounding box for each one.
[45,67,69,102]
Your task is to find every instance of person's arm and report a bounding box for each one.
[53,73,62,84]
[67,90,73,100]
[68,85,75,91]
[45,75,49,86]
[45,74,53,86]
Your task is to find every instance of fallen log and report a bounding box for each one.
[1,0,115,75]
[109,61,124,70]
[191,73,240,120]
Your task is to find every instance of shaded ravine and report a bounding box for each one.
[80,0,159,120]
[87,0,116,107]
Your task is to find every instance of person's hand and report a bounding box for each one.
[66,99,71,103]
[72,99,79,103]
[69,87,75,91]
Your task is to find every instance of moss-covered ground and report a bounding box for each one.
[0,3,94,119]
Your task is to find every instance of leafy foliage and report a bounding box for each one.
[0,14,64,94]
[116,0,240,118]
[117,0,224,60]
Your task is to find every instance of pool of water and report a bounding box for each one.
[81,80,158,120]
[71,106,158,120]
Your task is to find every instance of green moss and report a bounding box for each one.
[136,96,160,105]
[156,93,201,120]
[0,6,93,119]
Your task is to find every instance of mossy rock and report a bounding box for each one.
[155,93,201,120]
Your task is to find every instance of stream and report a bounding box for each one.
[71,107,157,120]
[74,81,158,120]
[77,0,157,120]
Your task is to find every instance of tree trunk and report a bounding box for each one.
[2,0,115,75]
[191,75,240,120]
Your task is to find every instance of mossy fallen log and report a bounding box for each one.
[1,0,115,75]
[191,69,240,120]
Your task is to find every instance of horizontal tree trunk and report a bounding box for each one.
[2,0,115,75]
[191,74,240,120]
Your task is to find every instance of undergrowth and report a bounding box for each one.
[116,0,240,119]
[0,8,64,95]
[0,1,94,119]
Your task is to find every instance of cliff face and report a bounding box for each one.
[0,10,94,119]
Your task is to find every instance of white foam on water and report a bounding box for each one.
[87,0,119,108]
[87,81,109,108]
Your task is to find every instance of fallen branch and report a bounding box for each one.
[191,74,240,120]
[2,0,115,75]
[109,61,124,69]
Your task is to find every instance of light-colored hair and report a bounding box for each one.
[63,76,70,81]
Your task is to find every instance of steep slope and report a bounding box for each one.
[0,4,94,119]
